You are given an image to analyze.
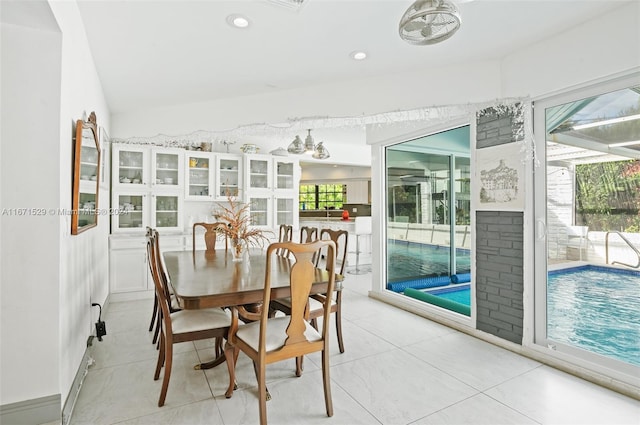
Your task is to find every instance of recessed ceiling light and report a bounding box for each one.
[226,14,250,29]
[350,51,367,61]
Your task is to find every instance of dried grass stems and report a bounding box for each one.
[214,195,272,251]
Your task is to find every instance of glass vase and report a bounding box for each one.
[231,238,246,262]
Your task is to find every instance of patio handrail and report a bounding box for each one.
[605,231,640,269]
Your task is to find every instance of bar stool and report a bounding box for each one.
[349,216,371,275]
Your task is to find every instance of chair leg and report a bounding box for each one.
[154,331,165,381]
[158,337,173,407]
[148,294,158,332]
[252,360,271,401]
[224,342,238,398]
[215,337,223,358]
[257,362,268,425]
[321,347,333,417]
[295,356,304,377]
[152,310,161,345]
[335,305,344,353]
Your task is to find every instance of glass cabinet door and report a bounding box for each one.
[152,194,182,231]
[152,149,182,189]
[216,154,241,199]
[275,196,295,226]
[247,196,271,228]
[274,159,296,190]
[247,156,271,190]
[185,152,213,200]
[114,145,147,189]
[114,193,147,232]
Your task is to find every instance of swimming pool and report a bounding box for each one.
[387,240,471,281]
[547,265,640,367]
[427,285,471,306]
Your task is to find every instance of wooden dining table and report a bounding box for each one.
[163,249,342,369]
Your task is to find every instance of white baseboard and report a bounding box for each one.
[61,344,93,425]
[0,394,60,425]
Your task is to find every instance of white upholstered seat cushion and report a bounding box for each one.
[169,308,230,334]
[308,296,336,312]
[235,316,321,352]
[276,295,336,312]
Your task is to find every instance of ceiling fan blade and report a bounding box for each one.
[403,19,426,32]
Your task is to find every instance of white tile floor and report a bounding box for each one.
[69,271,640,424]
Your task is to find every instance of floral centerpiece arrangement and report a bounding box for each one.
[214,195,271,261]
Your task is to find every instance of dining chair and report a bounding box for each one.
[270,228,349,353]
[146,232,233,407]
[299,225,318,243]
[300,225,319,263]
[147,228,183,346]
[224,240,337,425]
[147,227,159,334]
[275,224,293,257]
[193,221,228,252]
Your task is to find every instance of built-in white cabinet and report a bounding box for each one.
[244,156,299,231]
[113,145,148,189]
[184,152,243,201]
[273,158,297,191]
[109,146,299,295]
[185,151,213,200]
[152,149,183,190]
[112,192,148,231]
[112,144,184,233]
[109,234,183,298]
[245,156,298,192]
[245,155,271,191]
[216,154,242,199]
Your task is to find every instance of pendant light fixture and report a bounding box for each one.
[399,0,461,45]
[287,129,330,159]
[287,135,305,154]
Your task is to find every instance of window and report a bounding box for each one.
[299,184,344,210]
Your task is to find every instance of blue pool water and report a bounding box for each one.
[387,240,471,281]
[427,284,471,306]
[548,265,640,367]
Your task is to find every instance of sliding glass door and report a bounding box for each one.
[384,125,471,315]
[534,77,640,379]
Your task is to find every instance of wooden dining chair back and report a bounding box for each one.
[309,228,349,353]
[275,224,293,257]
[146,232,233,407]
[316,228,348,275]
[147,227,159,333]
[193,222,227,252]
[299,226,318,243]
[300,225,319,263]
[147,228,182,345]
[224,240,337,425]
[269,228,348,352]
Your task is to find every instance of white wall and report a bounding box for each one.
[111,60,502,141]
[1,18,62,405]
[49,0,111,406]
[0,0,110,413]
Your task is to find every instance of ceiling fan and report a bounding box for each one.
[399,0,474,45]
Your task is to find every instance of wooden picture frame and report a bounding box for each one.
[71,111,101,234]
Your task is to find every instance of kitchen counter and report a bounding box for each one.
[298,217,371,267]
[300,217,355,223]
